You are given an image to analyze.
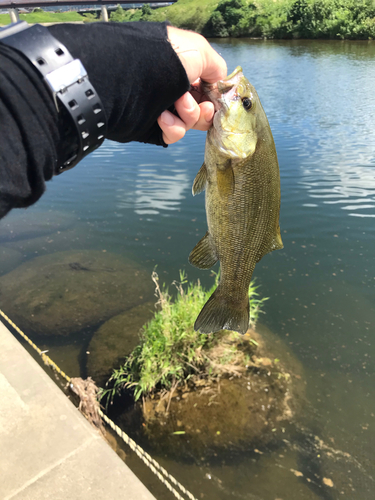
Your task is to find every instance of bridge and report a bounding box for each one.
[0,0,175,23]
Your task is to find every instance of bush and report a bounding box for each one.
[208,11,230,37]
[286,0,375,39]
[205,0,259,37]
[110,5,125,22]
[82,12,98,23]
[141,3,152,17]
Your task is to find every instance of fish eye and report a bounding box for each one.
[242,97,252,110]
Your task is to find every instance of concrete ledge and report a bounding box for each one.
[0,320,156,500]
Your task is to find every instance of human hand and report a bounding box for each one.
[157,26,227,145]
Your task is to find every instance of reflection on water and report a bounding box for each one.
[116,164,190,216]
[1,39,375,500]
[300,164,375,217]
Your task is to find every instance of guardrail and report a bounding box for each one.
[0,1,175,23]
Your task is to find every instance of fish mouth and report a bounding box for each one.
[202,66,244,112]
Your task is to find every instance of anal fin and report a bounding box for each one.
[189,231,218,269]
[272,226,284,251]
[256,226,284,262]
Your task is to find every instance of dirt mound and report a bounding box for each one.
[140,325,306,456]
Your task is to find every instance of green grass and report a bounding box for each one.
[109,0,220,32]
[110,0,375,40]
[0,11,84,25]
[101,270,267,404]
[3,1,375,38]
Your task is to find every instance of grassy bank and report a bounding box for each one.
[115,0,375,40]
[1,0,374,38]
[0,9,84,25]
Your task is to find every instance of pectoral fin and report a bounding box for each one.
[192,163,207,196]
[189,231,218,269]
[217,164,234,198]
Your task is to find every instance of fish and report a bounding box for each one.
[189,66,283,334]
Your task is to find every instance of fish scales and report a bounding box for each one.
[189,66,283,334]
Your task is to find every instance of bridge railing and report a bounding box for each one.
[0,1,174,24]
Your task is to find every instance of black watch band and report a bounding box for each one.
[0,21,107,175]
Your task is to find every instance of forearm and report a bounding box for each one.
[0,22,190,219]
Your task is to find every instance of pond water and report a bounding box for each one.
[1,39,374,499]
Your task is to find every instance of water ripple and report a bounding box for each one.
[300,164,375,217]
[116,166,190,216]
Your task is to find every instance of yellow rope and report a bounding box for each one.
[98,409,198,500]
[0,309,198,500]
[0,309,71,383]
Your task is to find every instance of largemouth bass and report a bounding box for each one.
[189,66,283,334]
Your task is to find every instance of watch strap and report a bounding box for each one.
[0,21,107,174]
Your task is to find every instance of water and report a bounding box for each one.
[1,39,374,499]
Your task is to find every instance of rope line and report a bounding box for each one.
[0,309,198,500]
[98,409,198,500]
[0,309,71,383]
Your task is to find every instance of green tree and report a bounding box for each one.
[141,3,152,17]
[110,5,126,22]
[208,11,229,37]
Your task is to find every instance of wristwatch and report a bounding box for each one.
[0,21,107,175]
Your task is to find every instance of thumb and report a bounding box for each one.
[167,27,227,84]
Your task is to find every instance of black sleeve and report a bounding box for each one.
[0,22,190,219]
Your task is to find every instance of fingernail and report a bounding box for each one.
[160,111,175,126]
[183,92,196,111]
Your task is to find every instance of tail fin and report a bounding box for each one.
[194,285,249,335]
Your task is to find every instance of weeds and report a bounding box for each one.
[101,271,268,405]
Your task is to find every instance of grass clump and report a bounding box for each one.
[103,270,267,404]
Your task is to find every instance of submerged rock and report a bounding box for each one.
[139,325,306,457]
[0,246,24,276]
[0,250,153,337]
[2,227,94,257]
[0,211,75,243]
[87,301,156,387]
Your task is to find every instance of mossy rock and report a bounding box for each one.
[0,246,24,276]
[139,325,306,457]
[0,250,153,337]
[0,211,75,243]
[87,301,156,387]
